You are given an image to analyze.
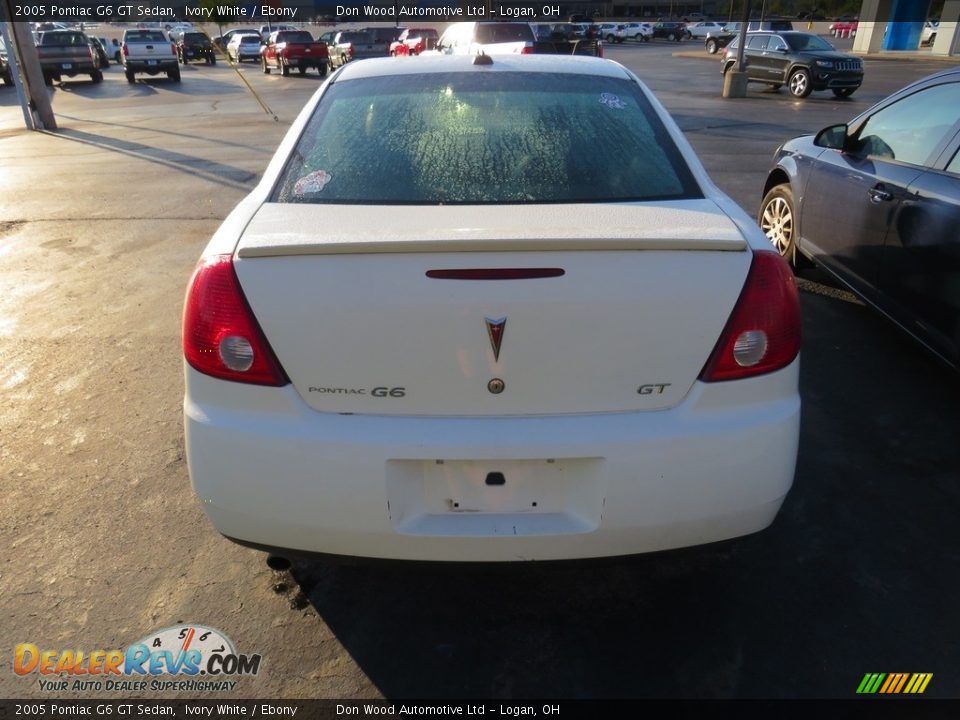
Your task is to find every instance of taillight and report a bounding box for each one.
[520,45,535,54]
[122,43,129,57]
[699,251,800,382]
[183,255,289,386]
[170,43,177,56]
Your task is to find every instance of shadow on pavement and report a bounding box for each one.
[41,127,258,189]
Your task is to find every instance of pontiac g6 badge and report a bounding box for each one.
[485,317,506,362]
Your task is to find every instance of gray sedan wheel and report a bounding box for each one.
[758,185,797,261]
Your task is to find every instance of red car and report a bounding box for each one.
[389,27,439,56]
[829,20,858,36]
[260,29,329,76]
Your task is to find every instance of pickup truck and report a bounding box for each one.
[348,26,404,60]
[121,29,180,83]
[260,30,328,76]
[432,22,602,57]
[36,30,102,85]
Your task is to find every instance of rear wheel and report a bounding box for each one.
[210,56,216,65]
[90,69,103,83]
[758,184,798,262]
[318,64,328,77]
[280,59,290,77]
[832,87,856,98]
[125,69,135,83]
[667,32,676,41]
[606,33,616,42]
[168,68,181,83]
[788,68,812,98]
[262,56,270,74]
[706,38,718,54]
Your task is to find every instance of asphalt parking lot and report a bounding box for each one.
[1,36,959,700]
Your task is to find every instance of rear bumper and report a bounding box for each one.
[285,56,328,68]
[42,61,97,76]
[185,360,800,562]
[125,59,178,73]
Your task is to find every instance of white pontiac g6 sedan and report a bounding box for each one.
[183,55,801,563]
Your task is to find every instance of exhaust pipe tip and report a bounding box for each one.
[266,555,291,571]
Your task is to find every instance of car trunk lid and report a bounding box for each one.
[233,200,752,416]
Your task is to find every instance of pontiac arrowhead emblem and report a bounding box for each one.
[485,317,506,362]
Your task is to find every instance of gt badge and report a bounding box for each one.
[485,317,506,362]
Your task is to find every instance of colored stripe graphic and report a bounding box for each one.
[868,673,886,693]
[858,673,933,694]
[913,673,933,694]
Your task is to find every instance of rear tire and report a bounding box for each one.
[832,87,856,98]
[319,64,328,77]
[125,69,135,84]
[168,69,181,83]
[667,32,676,41]
[758,184,801,264]
[606,33,616,42]
[262,56,270,74]
[706,38,718,54]
[280,60,290,77]
[90,69,103,83]
[210,56,217,66]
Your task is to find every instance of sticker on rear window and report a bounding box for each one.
[293,170,332,196]
[599,93,626,110]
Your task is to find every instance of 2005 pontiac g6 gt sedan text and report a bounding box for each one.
[183,55,801,563]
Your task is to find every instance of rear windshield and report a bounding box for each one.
[340,32,368,43]
[475,23,536,44]
[277,31,314,43]
[273,72,701,205]
[40,32,88,46]
[124,31,167,42]
[238,36,261,44]
[182,33,208,43]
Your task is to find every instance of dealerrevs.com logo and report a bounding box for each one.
[14,625,261,692]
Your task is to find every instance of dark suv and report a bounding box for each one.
[178,32,216,65]
[722,31,863,98]
[704,20,794,54]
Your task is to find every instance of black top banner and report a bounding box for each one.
[3,1,576,23]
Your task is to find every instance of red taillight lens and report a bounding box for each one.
[183,255,289,386]
[521,45,535,54]
[699,251,801,382]
[170,43,177,56]
[122,43,129,57]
